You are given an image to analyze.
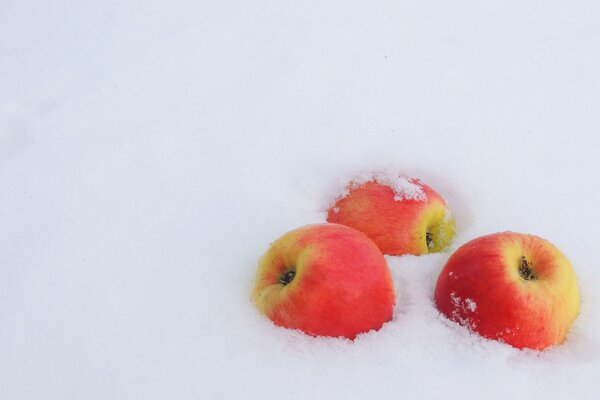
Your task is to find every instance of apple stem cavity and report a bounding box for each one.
[426,231,433,249]
[279,270,296,286]
[518,256,537,281]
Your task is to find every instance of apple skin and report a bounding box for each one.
[434,232,580,350]
[252,223,395,339]
[327,176,455,256]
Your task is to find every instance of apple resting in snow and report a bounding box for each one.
[434,232,580,350]
[252,223,395,339]
[327,174,455,256]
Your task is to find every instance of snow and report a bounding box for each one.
[448,291,478,329]
[450,292,477,313]
[465,298,478,313]
[1,1,600,399]
[337,172,427,202]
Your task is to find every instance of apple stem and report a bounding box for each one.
[518,256,536,280]
[279,270,296,285]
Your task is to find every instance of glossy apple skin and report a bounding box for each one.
[253,223,395,339]
[434,232,580,350]
[327,179,455,256]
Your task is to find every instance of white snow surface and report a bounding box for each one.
[2,1,600,399]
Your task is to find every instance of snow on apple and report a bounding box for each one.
[344,172,427,202]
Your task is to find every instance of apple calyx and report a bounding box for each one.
[518,256,536,281]
[279,270,296,285]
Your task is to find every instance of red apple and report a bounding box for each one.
[327,174,455,256]
[252,223,395,339]
[434,232,580,350]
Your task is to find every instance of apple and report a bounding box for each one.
[252,223,395,339]
[434,232,580,350]
[327,173,455,256]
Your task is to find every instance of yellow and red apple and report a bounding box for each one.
[252,223,395,339]
[434,232,580,350]
[327,174,455,256]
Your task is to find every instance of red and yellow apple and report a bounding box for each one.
[252,223,395,339]
[434,232,580,350]
[327,174,455,256]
